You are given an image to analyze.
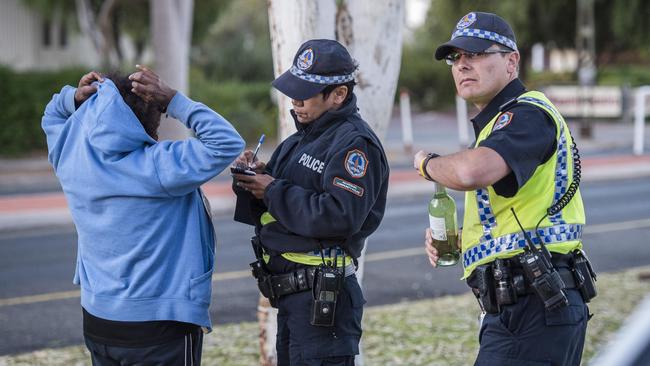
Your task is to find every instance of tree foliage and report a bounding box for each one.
[399,0,650,110]
[192,0,273,82]
[19,0,231,68]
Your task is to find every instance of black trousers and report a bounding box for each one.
[475,289,589,366]
[276,275,365,366]
[84,328,203,366]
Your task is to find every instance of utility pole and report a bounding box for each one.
[576,0,596,138]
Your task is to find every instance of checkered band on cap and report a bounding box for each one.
[518,96,571,225]
[289,66,355,85]
[452,28,518,51]
[463,223,583,267]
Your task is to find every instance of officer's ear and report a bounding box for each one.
[506,51,520,76]
[331,86,348,105]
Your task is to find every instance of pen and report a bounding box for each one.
[250,134,265,167]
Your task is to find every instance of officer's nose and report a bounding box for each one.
[456,54,472,70]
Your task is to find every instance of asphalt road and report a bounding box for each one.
[1,177,649,355]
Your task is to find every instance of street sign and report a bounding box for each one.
[543,86,622,118]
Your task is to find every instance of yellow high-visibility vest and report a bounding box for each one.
[461,91,585,279]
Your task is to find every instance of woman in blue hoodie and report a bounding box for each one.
[42,67,244,365]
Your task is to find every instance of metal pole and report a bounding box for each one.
[576,0,596,139]
[633,86,650,155]
[456,94,470,147]
[399,91,414,153]
[590,295,650,366]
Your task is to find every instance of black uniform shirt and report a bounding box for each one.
[471,78,557,197]
[234,95,389,274]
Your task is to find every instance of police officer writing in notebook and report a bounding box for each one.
[413,12,597,365]
[232,39,389,365]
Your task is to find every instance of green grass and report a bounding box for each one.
[3,266,650,365]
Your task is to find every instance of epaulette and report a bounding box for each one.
[499,98,518,112]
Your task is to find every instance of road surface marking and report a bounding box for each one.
[2,217,649,307]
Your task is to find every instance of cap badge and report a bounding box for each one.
[456,12,477,29]
[297,48,314,70]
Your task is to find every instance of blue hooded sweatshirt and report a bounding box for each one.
[42,79,244,330]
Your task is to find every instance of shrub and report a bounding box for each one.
[0,67,86,156]
[397,42,456,111]
[0,67,278,156]
[190,73,277,144]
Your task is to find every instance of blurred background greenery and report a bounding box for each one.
[1,0,649,155]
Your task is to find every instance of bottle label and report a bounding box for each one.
[429,215,447,241]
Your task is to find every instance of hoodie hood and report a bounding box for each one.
[83,79,157,155]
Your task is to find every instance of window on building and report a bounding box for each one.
[42,19,51,47]
[59,23,68,48]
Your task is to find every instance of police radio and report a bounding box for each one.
[511,208,569,311]
[310,246,344,327]
[310,265,342,327]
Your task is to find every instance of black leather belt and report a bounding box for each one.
[268,267,317,297]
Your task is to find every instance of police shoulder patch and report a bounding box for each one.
[493,112,514,131]
[456,12,477,29]
[344,149,368,178]
[297,48,314,70]
[333,177,364,197]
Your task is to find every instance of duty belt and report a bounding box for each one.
[467,253,579,314]
[251,261,356,305]
[269,266,317,297]
[266,264,356,298]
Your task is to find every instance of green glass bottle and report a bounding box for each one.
[428,182,459,266]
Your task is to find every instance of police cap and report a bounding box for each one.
[272,39,357,101]
[435,12,517,60]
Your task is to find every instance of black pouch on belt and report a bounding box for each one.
[469,265,499,314]
[571,249,597,302]
[249,236,278,307]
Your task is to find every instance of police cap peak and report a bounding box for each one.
[435,12,517,61]
[272,39,357,101]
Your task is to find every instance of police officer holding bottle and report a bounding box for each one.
[413,12,597,365]
[232,39,389,366]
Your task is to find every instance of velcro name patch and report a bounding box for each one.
[333,177,364,197]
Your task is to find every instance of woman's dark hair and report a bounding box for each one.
[322,80,356,104]
[105,72,161,140]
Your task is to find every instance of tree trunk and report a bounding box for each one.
[267,0,336,140]
[264,1,403,364]
[151,0,194,140]
[75,0,120,69]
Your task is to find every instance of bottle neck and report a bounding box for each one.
[433,182,447,196]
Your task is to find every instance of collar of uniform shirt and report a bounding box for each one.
[291,93,358,134]
[470,78,526,137]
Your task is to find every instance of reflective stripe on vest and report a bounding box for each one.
[463,223,583,267]
[259,211,352,266]
[282,247,352,267]
[518,96,570,225]
[474,96,571,241]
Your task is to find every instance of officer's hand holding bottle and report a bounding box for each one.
[425,226,462,268]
